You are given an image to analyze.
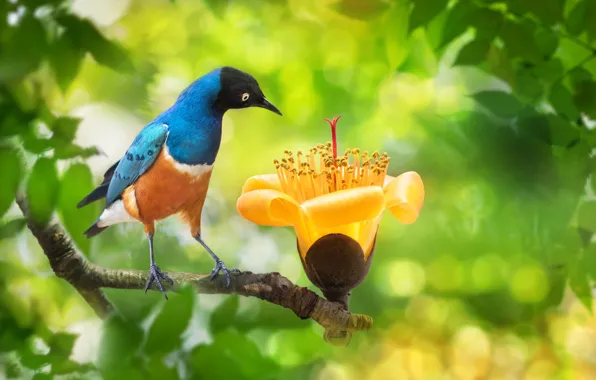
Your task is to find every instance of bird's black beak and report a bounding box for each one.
[256,98,282,115]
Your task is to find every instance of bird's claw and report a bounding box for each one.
[209,260,232,288]
[145,264,174,299]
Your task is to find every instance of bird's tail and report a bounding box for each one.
[80,161,120,238]
[78,184,109,208]
[84,220,109,238]
[77,160,120,208]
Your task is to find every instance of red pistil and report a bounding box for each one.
[324,116,342,162]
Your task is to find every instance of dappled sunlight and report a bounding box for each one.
[3,0,596,377]
[317,297,596,379]
[381,260,426,297]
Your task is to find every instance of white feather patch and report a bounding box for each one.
[162,144,213,179]
[97,199,136,227]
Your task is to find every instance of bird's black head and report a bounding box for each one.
[215,66,282,115]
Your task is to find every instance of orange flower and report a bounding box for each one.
[237,117,425,261]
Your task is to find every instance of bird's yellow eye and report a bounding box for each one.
[241,93,250,102]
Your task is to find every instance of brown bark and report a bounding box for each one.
[16,195,372,346]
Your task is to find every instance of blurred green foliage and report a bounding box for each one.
[3,0,596,378]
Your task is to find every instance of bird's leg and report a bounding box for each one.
[144,231,174,299]
[194,235,233,288]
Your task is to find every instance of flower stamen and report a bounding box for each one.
[274,117,391,202]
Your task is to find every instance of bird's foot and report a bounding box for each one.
[145,264,174,299]
[209,259,233,288]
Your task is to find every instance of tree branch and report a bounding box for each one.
[16,195,372,345]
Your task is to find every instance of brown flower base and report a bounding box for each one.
[298,233,377,346]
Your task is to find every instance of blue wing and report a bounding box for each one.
[105,122,169,206]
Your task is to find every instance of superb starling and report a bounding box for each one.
[78,67,282,298]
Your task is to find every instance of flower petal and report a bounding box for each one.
[301,186,385,229]
[383,175,394,189]
[237,189,300,226]
[384,171,424,224]
[241,174,282,194]
[359,218,381,260]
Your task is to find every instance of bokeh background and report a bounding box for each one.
[2,0,596,378]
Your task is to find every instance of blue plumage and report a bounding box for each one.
[105,70,225,206]
[155,68,224,165]
[106,122,169,206]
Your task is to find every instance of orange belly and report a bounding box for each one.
[121,149,212,236]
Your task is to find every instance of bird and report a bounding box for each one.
[77,66,282,299]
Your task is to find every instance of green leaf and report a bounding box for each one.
[0,14,48,82]
[397,31,438,77]
[469,8,502,40]
[578,200,596,231]
[439,1,476,49]
[384,2,410,70]
[0,147,23,218]
[486,45,515,84]
[20,348,49,370]
[534,27,558,57]
[144,353,178,379]
[49,30,85,93]
[51,360,94,375]
[0,110,35,138]
[549,82,579,121]
[517,114,551,144]
[56,15,133,73]
[569,255,593,310]
[508,0,564,25]
[573,80,596,120]
[49,332,77,358]
[190,330,279,379]
[453,38,490,66]
[50,117,80,143]
[0,218,27,241]
[568,67,592,90]
[58,163,98,254]
[22,133,53,154]
[513,68,543,102]
[471,90,523,118]
[0,1,5,34]
[547,114,580,147]
[53,144,100,160]
[5,357,22,379]
[587,1,596,41]
[209,296,239,334]
[408,0,448,33]
[144,285,194,356]
[534,59,564,85]
[21,0,63,9]
[499,19,542,64]
[98,314,144,372]
[26,158,60,225]
[518,113,580,147]
[566,0,589,36]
